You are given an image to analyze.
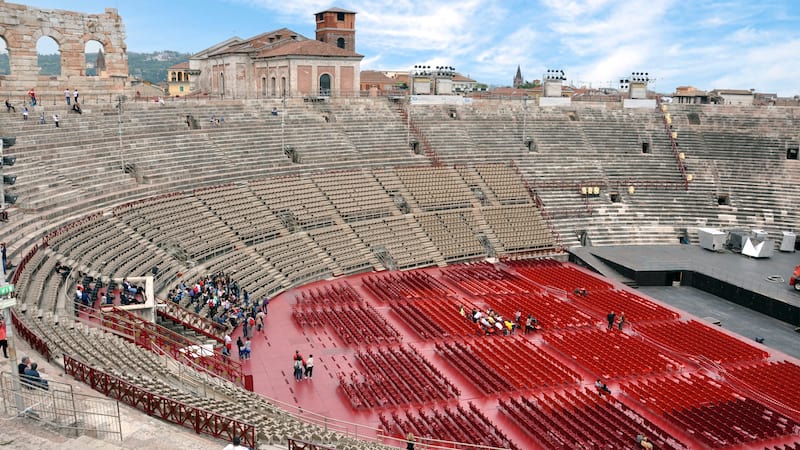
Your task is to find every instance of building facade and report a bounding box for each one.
[166,61,198,97]
[190,8,362,99]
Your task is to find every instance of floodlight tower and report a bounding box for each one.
[620,72,651,98]
[543,69,566,97]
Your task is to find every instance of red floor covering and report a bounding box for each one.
[230,261,800,450]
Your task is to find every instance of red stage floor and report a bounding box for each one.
[232,260,800,450]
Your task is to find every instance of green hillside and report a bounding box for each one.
[0,51,191,83]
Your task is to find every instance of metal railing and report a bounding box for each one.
[63,354,255,447]
[0,371,122,441]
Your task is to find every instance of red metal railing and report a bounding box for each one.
[10,309,51,361]
[11,244,39,285]
[64,354,255,447]
[396,103,442,167]
[156,299,226,343]
[99,306,245,387]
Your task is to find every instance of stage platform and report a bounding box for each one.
[234,258,800,450]
[571,244,800,323]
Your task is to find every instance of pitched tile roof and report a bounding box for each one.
[316,7,357,14]
[360,70,396,84]
[257,39,362,58]
[168,61,190,70]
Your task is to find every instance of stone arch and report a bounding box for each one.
[0,35,9,75]
[36,35,62,76]
[84,39,105,76]
[0,3,129,94]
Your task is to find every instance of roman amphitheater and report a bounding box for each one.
[1,3,799,450]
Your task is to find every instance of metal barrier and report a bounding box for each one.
[10,309,51,362]
[0,371,122,441]
[98,306,245,387]
[64,354,256,448]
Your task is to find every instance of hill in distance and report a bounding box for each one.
[0,50,191,84]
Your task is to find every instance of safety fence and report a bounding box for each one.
[0,371,122,441]
[64,354,256,448]
[10,309,50,361]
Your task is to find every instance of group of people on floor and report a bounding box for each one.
[460,305,540,335]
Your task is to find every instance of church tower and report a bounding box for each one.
[513,65,523,88]
[315,7,356,52]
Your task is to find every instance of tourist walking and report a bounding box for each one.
[65,88,71,105]
[304,355,314,379]
[607,311,616,330]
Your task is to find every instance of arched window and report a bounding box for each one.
[0,36,10,75]
[171,72,177,82]
[84,39,105,76]
[261,76,267,96]
[336,38,345,49]
[219,72,225,97]
[319,73,331,96]
[37,36,61,76]
[281,77,287,97]
[271,77,277,97]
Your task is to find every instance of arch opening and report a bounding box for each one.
[319,73,331,96]
[37,35,61,76]
[0,36,9,75]
[84,39,105,76]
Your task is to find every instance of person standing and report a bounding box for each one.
[293,358,304,381]
[304,354,314,379]
[224,333,232,355]
[1,242,6,273]
[65,88,71,105]
[73,89,79,104]
[617,312,626,331]
[53,114,59,128]
[22,106,28,121]
[406,432,415,450]
[243,337,251,360]
[607,311,616,330]
[255,309,265,333]
[236,336,244,359]
[0,318,8,358]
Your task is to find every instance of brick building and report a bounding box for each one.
[190,8,362,99]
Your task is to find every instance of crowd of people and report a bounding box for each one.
[167,271,271,364]
[460,305,540,335]
[4,87,81,127]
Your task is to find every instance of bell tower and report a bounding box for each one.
[315,7,356,52]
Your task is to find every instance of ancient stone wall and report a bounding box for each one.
[0,0,128,97]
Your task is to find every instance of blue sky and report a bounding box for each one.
[10,0,800,96]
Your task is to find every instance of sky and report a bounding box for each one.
[8,0,800,96]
